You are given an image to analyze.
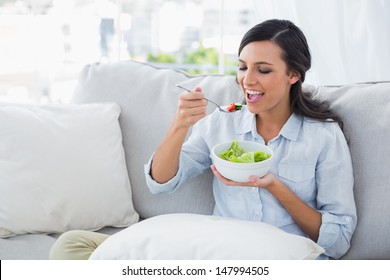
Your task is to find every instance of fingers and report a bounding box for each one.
[180,88,205,103]
[248,175,260,185]
[210,165,245,186]
[211,165,274,188]
[176,87,207,127]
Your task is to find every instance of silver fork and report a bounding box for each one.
[176,84,230,113]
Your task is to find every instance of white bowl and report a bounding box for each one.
[211,140,273,183]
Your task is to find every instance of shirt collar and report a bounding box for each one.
[279,113,303,142]
[234,107,303,142]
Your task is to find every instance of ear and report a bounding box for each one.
[288,71,300,85]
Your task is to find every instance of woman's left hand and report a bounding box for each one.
[210,164,276,189]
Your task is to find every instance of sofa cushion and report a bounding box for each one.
[314,82,390,259]
[0,102,139,237]
[89,213,325,260]
[71,61,242,219]
[0,234,57,260]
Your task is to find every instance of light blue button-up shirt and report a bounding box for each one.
[144,106,357,259]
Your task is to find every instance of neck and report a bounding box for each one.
[256,109,292,144]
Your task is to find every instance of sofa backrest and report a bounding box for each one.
[314,82,390,259]
[71,60,241,219]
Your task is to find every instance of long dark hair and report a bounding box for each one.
[238,19,342,128]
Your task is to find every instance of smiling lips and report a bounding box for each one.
[246,89,265,102]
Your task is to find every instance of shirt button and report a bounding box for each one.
[255,211,260,216]
[345,217,351,222]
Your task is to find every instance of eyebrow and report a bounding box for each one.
[238,59,273,66]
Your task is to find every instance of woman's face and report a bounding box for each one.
[237,40,299,116]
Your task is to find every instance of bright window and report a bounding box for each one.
[0,0,256,104]
[0,0,389,104]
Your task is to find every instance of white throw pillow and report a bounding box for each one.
[90,213,325,260]
[0,102,139,237]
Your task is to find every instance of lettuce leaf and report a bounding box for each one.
[219,140,270,163]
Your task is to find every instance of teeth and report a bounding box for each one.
[247,90,264,95]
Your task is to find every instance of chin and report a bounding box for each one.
[246,103,260,115]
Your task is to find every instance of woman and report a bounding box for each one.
[145,19,356,259]
[50,19,356,260]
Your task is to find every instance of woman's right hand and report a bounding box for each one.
[174,87,208,129]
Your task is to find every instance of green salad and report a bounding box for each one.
[219,140,271,163]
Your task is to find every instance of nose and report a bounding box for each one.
[243,69,257,87]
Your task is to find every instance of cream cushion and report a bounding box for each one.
[90,213,325,260]
[0,102,139,237]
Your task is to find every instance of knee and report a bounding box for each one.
[49,230,89,260]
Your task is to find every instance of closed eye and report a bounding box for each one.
[259,69,271,74]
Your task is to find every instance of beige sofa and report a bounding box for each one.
[0,60,389,259]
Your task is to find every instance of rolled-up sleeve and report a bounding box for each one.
[316,123,357,259]
[144,155,183,194]
[317,211,356,259]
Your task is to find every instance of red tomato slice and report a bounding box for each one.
[227,102,235,112]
